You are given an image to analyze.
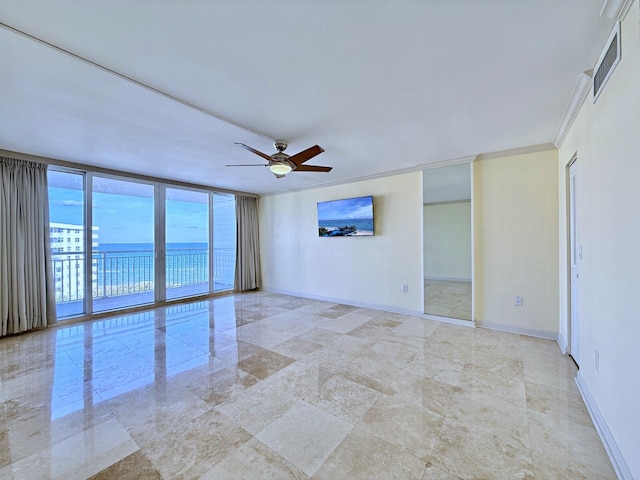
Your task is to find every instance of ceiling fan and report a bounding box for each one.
[227,141,332,178]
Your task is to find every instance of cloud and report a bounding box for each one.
[318,197,373,220]
[51,199,83,207]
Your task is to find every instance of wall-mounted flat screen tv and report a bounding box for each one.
[317,195,374,237]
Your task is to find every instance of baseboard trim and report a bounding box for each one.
[261,287,424,318]
[261,289,568,341]
[422,313,475,328]
[575,372,633,479]
[263,287,479,328]
[474,320,557,340]
[424,276,472,283]
[557,333,568,354]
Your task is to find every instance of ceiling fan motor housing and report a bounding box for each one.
[271,150,295,170]
[230,141,330,176]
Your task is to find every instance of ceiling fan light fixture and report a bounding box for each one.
[269,162,292,175]
[232,142,329,176]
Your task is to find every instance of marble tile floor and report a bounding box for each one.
[424,280,472,321]
[0,292,615,479]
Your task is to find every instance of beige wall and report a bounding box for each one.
[558,4,640,475]
[473,148,559,336]
[259,172,423,312]
[423,201,471,281]
[256,7,640,475]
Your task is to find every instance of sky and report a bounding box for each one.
[317,195,373,221]
[48,186,214,244]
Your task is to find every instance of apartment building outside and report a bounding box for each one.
[50,222,99,302]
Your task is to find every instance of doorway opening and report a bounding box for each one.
[422,163,473,322]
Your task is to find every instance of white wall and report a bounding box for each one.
[259,172,423,312]
[423,201,471,281]
[473,148,559,337]
[558,4,640,476]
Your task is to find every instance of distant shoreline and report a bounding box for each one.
[319,226,373,237]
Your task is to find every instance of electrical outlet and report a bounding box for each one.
[514,296,523,307]
[595,351,600,373]
[401,284,408,293]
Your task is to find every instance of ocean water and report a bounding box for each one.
[93,243,225,289]
[97,242,207,253]
[318,218,374,235]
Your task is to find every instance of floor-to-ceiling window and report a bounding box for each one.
[92,176,155,313]
[48,167,237,318]
[165,188,210,300]
[213,193,236,291]
[47,170,86,317]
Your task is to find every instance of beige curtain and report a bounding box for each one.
[234,195,262,291]
[0,157,56,336]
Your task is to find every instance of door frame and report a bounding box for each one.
[566,154,579,363]
[420,161,474,324]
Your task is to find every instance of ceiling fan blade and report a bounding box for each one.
[234,143,273,162]
[289,145,324,166]
[294,165,332,172]
[226,164,267,167]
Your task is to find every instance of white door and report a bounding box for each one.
[569,160,580,365]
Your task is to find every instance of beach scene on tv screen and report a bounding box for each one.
[317,196,374,236]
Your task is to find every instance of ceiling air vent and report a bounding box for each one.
[593,22,621,102]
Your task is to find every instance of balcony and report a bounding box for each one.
[52,248,235,318]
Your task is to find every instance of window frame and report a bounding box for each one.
[48,165,238,319]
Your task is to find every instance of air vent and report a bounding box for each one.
[593,22,621,102]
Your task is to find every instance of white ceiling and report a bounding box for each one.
[0,1,614,195]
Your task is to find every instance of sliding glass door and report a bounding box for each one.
[213,193,236,291]
[92,176,155,312]
[48,168,236,318]
[165,188,210,300]
[47,170,86,317]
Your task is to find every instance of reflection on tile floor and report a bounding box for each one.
[425,279,472,320]
[0,292,615,479]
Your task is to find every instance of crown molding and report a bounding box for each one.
[259,165,422,197]
[417,155,476,170]
[475,143,556,162]
[264,145,555,197]
[553,72,592,148]
[600,0,634,21]
[260,155,476,197]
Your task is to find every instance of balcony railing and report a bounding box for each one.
[52,248,235,304]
